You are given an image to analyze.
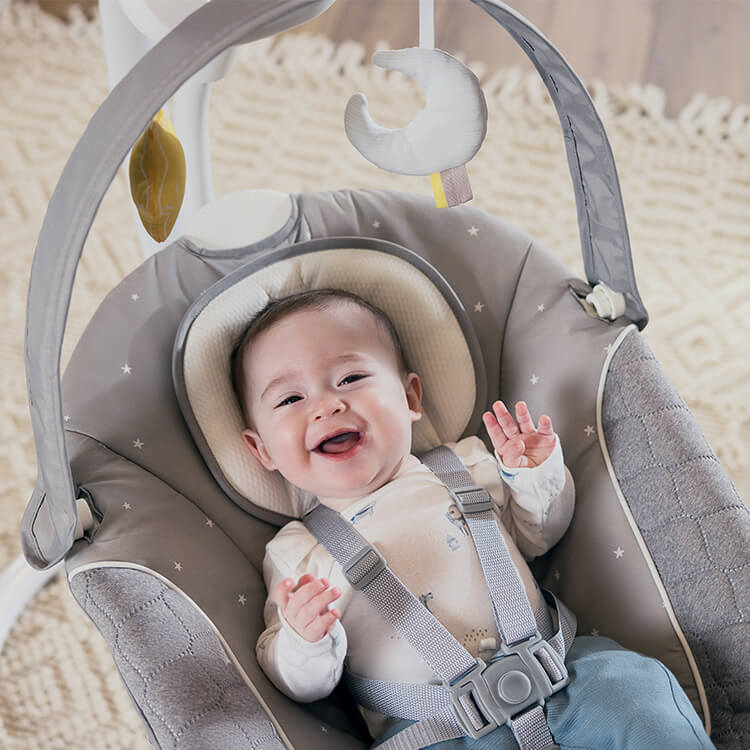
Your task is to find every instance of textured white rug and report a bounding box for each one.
[1,4,749,748]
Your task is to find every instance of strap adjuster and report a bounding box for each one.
[447,633,569,739]
[450,485,493,515]
[342,545,386,590]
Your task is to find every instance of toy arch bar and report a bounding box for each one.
[23,0,648,570]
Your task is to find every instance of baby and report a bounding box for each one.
[233,288,714,749]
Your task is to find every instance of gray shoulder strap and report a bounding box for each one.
[21,0,334,569]
[421,445,543,644]
[420,445,576,657]
[303,504,480,682]
[473,1,647,329]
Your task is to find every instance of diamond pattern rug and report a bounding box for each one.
[1,3,749,748]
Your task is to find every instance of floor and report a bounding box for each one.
[30,0,750,117]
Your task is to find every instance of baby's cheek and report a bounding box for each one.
[275,418,302,449]
[267,429,304,475]
[374,387,407,415]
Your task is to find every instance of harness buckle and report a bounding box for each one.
[450,485,493,515]
[342,544,386,590]
[447,633,569,740]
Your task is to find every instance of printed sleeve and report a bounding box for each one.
[494,434,575,560]
[255,523,347,702]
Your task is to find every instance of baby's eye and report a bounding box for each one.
[339,374,366,386]
[276,395,302,408]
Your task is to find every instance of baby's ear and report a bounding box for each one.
[241,429,276,471]
[405,372,423,423]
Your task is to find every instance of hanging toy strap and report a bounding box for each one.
[421,0,476,208]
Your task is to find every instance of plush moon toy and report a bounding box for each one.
[344,47,488,207]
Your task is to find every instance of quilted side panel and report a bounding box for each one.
[602,331,750,750]
[69,568,286,750]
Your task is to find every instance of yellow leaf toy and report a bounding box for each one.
[129,108,187,242]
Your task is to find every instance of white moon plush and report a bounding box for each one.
[344,47,488,176]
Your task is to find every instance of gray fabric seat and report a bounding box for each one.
[52,187,747,750]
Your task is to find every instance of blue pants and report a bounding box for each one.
[373,636,715,749]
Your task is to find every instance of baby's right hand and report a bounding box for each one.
[274,573,342,642]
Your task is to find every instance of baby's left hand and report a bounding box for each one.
[482,400,556,469]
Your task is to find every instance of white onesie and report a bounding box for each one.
[256,434,574,739]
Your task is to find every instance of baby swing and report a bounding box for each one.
[5,0,750,748]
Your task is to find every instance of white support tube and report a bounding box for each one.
[0,556,64,654]
[419,0,435,48]
[169,81,214,242]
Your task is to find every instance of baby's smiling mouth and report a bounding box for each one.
[314,431,364,455]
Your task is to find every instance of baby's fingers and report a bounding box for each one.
[491,401,521,438]
[482,411,506,450]
[514,401,536,434]
[274,573,315,613]
[483,401,517,452]
[304,609,341,643]
[501,437,527,469]
[537,414,555,436]
[273,578,296,608]
[299,585,342,629]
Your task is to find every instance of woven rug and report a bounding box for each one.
[1,3,749,748]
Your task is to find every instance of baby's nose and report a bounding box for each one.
[313,396,346,420]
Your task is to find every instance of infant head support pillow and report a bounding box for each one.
[174,237,485,522]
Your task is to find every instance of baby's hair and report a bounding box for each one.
[230,288,408,428]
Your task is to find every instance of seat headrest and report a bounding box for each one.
[174,239,482,522]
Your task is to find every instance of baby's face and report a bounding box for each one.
[240,304,422,510]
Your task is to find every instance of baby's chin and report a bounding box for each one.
[286,477,372,510]
[311,458,410,510]
[313,480,375,509]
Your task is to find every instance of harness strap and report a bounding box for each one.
[303,504,478,683]
[303,445,576,750]
[371,705,556,750]
[422,445,540,644]
[421,445,574,749]
[421,447,576,661]
[511,705,557,750]
[345,589,574,713]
